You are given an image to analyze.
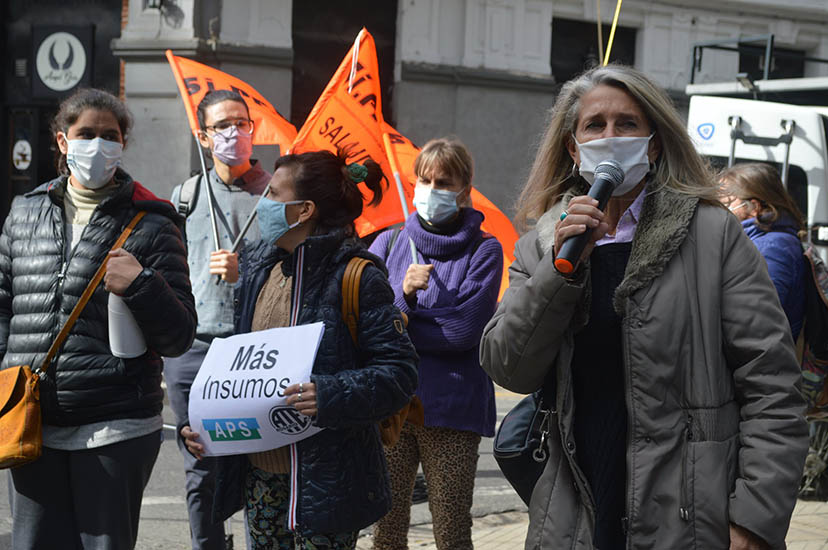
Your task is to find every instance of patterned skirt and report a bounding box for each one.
[245,466,359,550]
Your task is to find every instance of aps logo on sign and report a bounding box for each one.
[202,418,262,442]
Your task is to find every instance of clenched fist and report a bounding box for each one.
[210,249,239,283]
[104,248,143,295]
[402,263,434,299]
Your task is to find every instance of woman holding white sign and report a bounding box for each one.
[182,149,418,549]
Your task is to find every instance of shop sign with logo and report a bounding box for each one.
[32,26,93,98]
[12,140,33,172]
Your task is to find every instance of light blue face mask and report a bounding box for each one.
[413,186,459,225]
[256,198,304,245]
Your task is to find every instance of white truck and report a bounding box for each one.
[685,94,828,262]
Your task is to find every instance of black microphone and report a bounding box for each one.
[554,160,625,274]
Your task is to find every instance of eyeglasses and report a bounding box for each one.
[203,118,254,136]
[728,200,750,213]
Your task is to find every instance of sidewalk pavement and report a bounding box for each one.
[788,500,828,549]
[355,511,528,550]
[355,500,828,550]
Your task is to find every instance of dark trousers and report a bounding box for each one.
[164,340,226,550]
[10,430,161,550]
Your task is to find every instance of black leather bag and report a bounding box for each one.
[493,391,553,505]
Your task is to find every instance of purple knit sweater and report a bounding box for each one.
[368,209,502,436]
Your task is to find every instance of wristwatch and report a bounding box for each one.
[136,266,154,285]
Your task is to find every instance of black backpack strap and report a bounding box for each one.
[804,245,828,361]
[384,227,403,261]
[177,173,202,217]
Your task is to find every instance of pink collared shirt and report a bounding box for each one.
[595,188,646,246]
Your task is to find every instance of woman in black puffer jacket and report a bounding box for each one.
[1,89,196,550]
[182,150,418,549]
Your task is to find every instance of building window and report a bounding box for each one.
[550,17,636,83]
[739,45,805,82]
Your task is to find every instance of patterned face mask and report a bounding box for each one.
[210,125,253,167]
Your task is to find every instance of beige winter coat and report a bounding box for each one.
[480,186,808,549]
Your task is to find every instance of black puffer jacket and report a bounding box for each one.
[212,229,418,536]
[0,170,196,426]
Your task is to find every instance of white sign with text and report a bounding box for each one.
[188,323,325,456]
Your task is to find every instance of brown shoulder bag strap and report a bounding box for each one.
[36,211,147,376]
[341,257,373,346]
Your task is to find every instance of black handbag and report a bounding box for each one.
[493,391,554,505]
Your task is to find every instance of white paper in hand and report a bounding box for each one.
[188,322,325,456]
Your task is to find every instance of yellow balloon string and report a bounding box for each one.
[597,0,604,65]
[603,0,624,66]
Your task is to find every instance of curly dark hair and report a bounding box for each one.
[50,88,133,174]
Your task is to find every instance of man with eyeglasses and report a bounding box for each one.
[166,89,272,550]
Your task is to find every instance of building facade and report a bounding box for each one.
[3,0,828,220]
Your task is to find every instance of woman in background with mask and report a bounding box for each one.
[480,65,807,549]
[1,88,196,549]
[181,149,418,549]
[368,137,502,550]
[718,162,807,340]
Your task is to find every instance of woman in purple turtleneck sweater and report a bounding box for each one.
[369,138,502,550]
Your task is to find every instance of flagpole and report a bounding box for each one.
[193,134,224,285]
[230,184,269,254]
[382,133,418,264]
[194,134,221,251]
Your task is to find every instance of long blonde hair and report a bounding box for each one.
[414,137,474,188]
[515,64,718,230]
[719,162,806,236]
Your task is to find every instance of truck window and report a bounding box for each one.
[706,156,808,221]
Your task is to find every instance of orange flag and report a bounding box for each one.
[290,29,407,235]
[382,123,518,298]
[382,122,418,203]
[292,29,517,296]
[469,188,518,298]
[165,50,297,151]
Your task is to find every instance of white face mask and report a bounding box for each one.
[413,186,459,225]
[66,137,123,189]
[574,134,653,196]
